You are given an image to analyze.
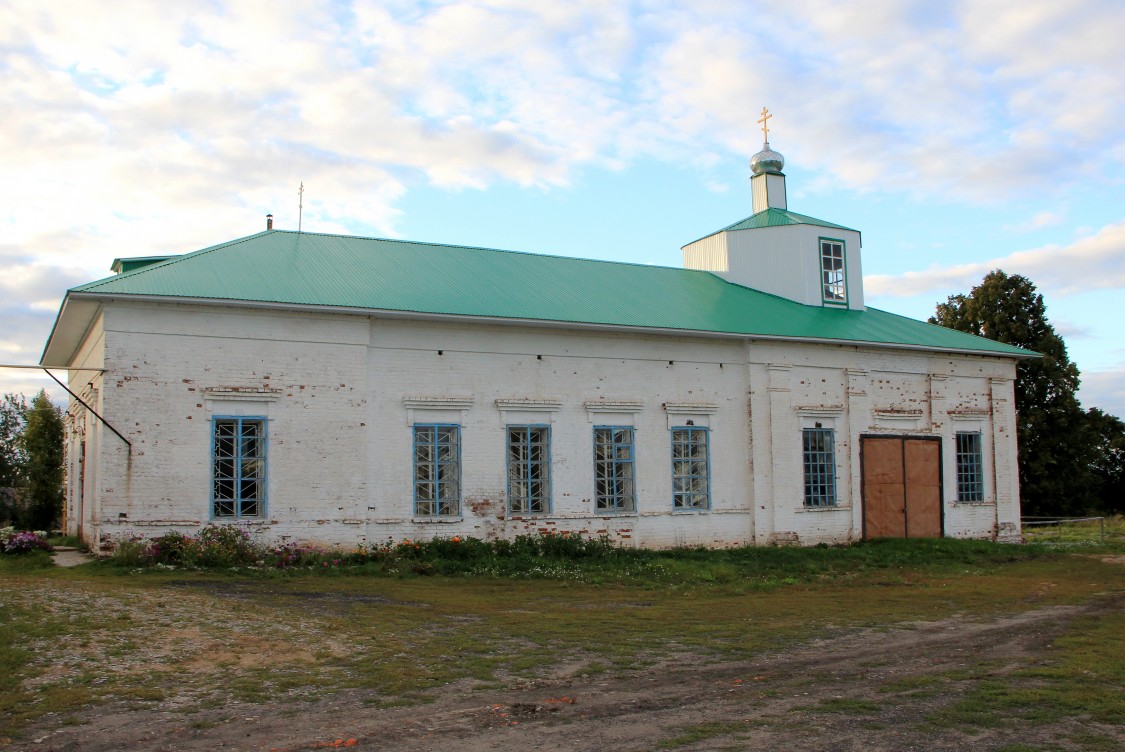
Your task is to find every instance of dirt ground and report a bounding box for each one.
[14,593,1122,752]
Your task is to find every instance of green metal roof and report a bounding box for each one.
[58,230,1029,358]
[110,256,176,274]
[687,209,858,247]
[684,208,859,246]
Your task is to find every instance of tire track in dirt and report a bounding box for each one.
[22,592,1122,752]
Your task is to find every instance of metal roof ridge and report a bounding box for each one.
[74,231,275,292]
[681,209,777,246]
[274,228,709,274]
[773,208,857,231]
[683,208,858,247]
[86,227,719,280]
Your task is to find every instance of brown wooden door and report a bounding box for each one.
[862,437,906,538]
[904,439,942,538]
[862,436,942,539]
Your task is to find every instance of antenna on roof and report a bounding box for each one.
[298,181,304,233]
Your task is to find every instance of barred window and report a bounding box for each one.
[672,427,709,509]
[507,425,551,514]
[955,431,984,502]
[802,427,837,507]
[594,426,635,513]
[414,424,460,516]
[212,417,266,518]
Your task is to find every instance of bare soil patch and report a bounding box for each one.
[16,593,1122,752]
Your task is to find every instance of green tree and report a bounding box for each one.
[0,393,29,525]
[1086,408,1125,515]
[0,393,28,488]
[20,389,65,530]
[931,271,1095,516]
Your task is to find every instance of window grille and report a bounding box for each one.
[672,427,710,509]
[802,427,837,507]
[820,239,847,303]
[956,431,984,502]
[414,424,461,516]
[212,417,266,518]
[594,426,635,513]
[507,425,551,514]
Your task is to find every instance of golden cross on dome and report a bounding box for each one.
[757,107,772,141]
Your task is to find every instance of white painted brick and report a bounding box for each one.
[66,301,1022,549]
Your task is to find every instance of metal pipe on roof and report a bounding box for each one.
[0,364,130,450]
[0,363,106,372]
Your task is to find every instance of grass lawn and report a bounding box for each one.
[1,534,1122,748]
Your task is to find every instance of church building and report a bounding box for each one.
[41,123,1031,550]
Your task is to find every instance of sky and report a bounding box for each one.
[2,0,1124,417]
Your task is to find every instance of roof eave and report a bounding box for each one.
[64,291,1035,361]
[41,294,103,368]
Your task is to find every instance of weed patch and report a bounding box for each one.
[929,603,1125,731]
[814,697,881,713]
[656,721,750,748]
[97,529,1073,592]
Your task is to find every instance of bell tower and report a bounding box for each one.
[750,107,787,212]
[681,108,865,310]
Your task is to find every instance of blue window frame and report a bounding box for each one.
[211,417,267,518]
[413,424,460,516]
[820,238,847,305]
[802,427,837,507]
[955,431,984,502]
[672,427,710,509]
[594,426,635,513]
[507,425,551,514]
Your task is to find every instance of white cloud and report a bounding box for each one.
[3,0,1124,264]
[1079,367,1125,418]
[866,220,1125,298]
[2,0,1125,397]
[1053,320,1094,341]
[1005,211,1065,233]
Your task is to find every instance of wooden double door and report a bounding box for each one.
[861,436,943,539]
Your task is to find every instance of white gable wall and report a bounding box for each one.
[683,225,865,309]
[62,311,108,543]
[72,300,1020,550]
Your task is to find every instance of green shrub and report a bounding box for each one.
[147,530,194,565]
[0,527,51,555]
[110,536,152,567]
[109,524,269,569]
[192,524,262,567]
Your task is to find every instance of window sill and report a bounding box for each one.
[950,500,995,507]
[594,511,639,517]
[797,505,850,512]
[411,516,464,524]
[671,508,711,515]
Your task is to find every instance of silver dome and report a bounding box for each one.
[750,142,785,175]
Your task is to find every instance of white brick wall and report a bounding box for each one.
[73,300,1021,549]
